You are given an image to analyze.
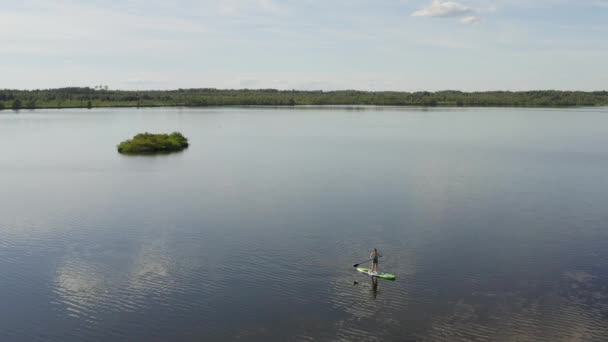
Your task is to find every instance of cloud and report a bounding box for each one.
[412,1,485,24]
[460,16,481,24]
[412,0,475,18]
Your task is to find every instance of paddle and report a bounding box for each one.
[353,259,372,268]
[352,256,382,268]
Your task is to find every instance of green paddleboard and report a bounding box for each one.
[357,267,396,281]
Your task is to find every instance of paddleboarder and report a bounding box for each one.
[370,248,382,274]
[353,250,395,281]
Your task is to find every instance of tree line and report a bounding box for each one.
[1,88,607,110]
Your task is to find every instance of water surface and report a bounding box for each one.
[1,107,608,341]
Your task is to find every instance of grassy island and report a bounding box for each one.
[117,132,189,154]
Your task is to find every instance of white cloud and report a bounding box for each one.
[460,16,481,24]
[412,1,486,24]
[412,0,475,18]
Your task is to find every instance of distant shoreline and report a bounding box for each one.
[2,104,607,112]
[1,88,607,110]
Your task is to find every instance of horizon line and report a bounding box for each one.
[3,87,607,93]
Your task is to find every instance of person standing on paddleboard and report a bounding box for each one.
[370,248,382,274]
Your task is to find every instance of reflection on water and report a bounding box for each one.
[1,107,608,341]
[371,277,379,299]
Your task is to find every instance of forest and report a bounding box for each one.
[1,88,607,109]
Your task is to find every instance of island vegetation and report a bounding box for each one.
[117,132,189,154]
[1,88,607,109]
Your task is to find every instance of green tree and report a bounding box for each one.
[0,101,4,110]
[1,88,607,108]
[26,99,37,109]
[87,100,92,109]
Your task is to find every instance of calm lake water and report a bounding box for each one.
[1,107,608,341]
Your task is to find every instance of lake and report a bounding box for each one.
[1,107,608,341]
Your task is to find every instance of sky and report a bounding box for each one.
[1,0,607,91]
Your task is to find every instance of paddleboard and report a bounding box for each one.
[357,267,396,281]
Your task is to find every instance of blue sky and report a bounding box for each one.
[1,0,607,91]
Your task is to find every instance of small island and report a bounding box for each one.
[117,132,189,154]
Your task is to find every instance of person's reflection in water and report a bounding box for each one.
[371,276,379,299]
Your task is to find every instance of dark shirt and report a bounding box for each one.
[370,251,381,263]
